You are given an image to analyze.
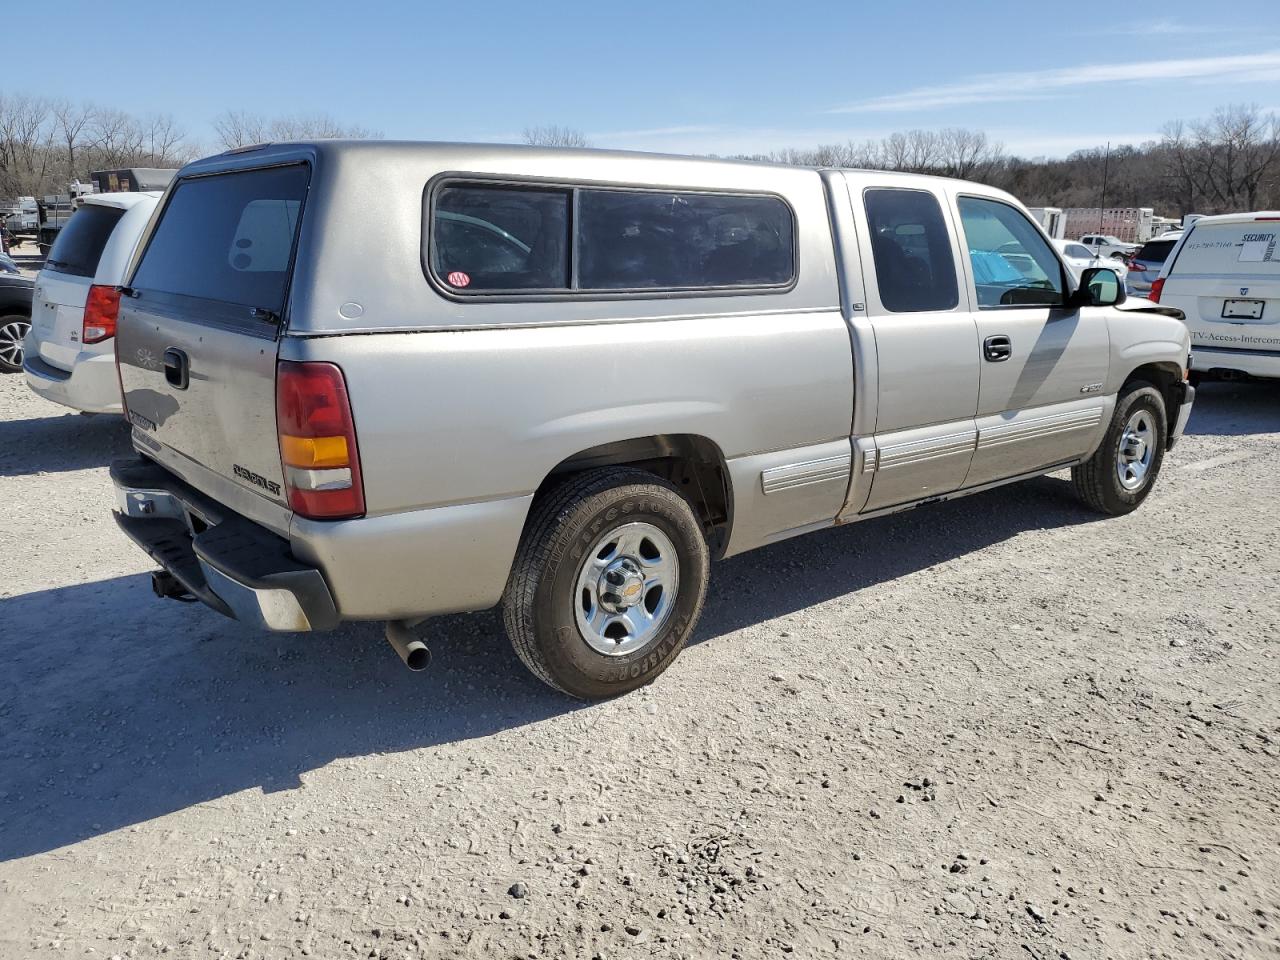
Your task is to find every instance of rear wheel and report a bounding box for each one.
[1071,381,1167,515]
[503,467,710,698]
[0,313,30,373]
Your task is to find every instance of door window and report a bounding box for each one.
[863,188,958,313]
[958,197,1066,308]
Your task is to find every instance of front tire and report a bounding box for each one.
[1071,381,1167,515]
[0,313,30,373]
[503,467,710,698]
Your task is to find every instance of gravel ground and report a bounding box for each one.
[1,371,1278,960]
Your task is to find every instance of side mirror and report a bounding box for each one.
[1076,267,1125,307]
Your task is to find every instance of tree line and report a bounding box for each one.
[4,92,1277,217]
[529,104,1280,216]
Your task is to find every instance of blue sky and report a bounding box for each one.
[11,0,1280,158]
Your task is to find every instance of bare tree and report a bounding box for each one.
[88,109,146,169]
[0,94,52,196]
[212,109,268,149]
[522,125,590,148]
[52,100,95,185]
[140,114,193,166]
[212,110,379,149]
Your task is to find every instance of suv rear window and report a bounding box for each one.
[132,164,309,312]
[44,204,125,278]
[1134,239,1176,263]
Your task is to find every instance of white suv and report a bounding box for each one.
[24,192,161,413]
[1152,211,1280,380]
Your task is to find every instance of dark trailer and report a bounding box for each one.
[90,168,177,193]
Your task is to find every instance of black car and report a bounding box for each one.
[0,273,34,373]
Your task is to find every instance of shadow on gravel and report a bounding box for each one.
[0,410,130,476]
[1183,379,1280,437]
[698,473,1102,641]
[0,472,1104,862]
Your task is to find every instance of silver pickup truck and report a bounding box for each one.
[111,142,1194,698]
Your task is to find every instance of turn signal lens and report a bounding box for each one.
[82,284,121,343]
[276,361,365,519]
[280,434,350,469]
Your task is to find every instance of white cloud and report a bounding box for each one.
[829,50,1280,113]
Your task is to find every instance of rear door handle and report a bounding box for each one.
[163,347,189,389]
[983,335,1012,362]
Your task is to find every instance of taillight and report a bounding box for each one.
[1128,262,1145,273]
[276,361,365,519]
[82,284,120,343]
[1149,278,1165,303]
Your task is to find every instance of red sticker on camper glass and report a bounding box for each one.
[447,271,471,288]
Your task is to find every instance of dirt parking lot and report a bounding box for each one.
[1,371,1277,960]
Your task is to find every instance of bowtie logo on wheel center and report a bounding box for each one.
[599,558,646,612]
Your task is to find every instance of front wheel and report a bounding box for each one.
[503,467,710,698]
[0,313,30,373]
[1071,381,1167,515]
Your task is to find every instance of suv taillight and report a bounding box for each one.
[82,284,121,343]
[276,361,365,519]
[1149,278,1165,303]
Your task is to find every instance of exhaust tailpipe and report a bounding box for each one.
[385,620,431,671]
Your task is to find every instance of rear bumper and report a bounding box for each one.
[24,351,122,414]
[110,457,339,632]
[1189,345,1280,380]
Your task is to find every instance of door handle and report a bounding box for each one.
[163,347,189,389]
[983,335,1012,362]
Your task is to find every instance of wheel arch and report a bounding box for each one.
[1121,361,1184,440]
[534,433,734,559]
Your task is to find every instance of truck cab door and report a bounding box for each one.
[952,195,1111,488]
[840,176,981,514]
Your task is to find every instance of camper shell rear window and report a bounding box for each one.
[131,163,309,316]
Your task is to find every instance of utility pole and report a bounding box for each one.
[1098,141,1110,235]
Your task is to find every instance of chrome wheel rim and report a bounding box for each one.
[0,319,29,368]
[574,521,679,657]
[1116,409,1156,491]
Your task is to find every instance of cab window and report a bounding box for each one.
[863,188,958,313]
[958,197,1066,308]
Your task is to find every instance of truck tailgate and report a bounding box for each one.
[116,162,310,519]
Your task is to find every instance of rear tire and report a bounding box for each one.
[1071,381,1166,515]
[0,313,30,373]
[503,467,710,699]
